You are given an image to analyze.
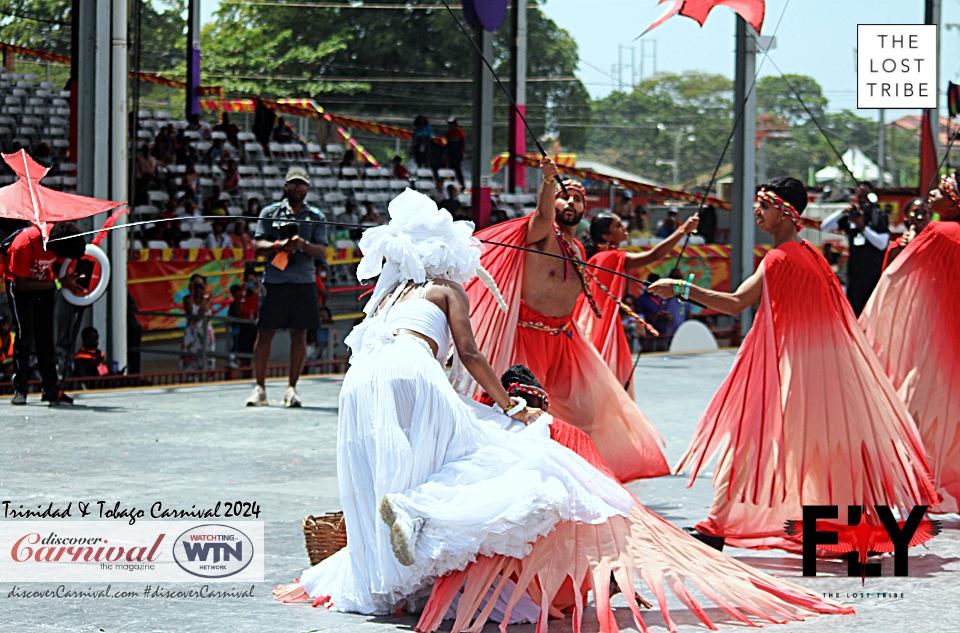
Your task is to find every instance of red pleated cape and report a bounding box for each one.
[675,240,937,548]
[417,417,854,633]
[574,250,636,398]
[861,221,960,512]
[452,216,668,482]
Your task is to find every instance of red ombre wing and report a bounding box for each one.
[645,0,765,34]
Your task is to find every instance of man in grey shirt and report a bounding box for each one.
[245,166,328,407]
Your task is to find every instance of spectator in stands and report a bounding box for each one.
[359,202,383,227]
[183,198,200,218]
[235,270,260,369]
[245,197,262,220]
[228,283,244,368]
[182,164,200,202]
[231,219,254,250]
[339,150,357,176]
[315,262,331,308]
[273,117,297,143]
[204,137,226,168]
[412,116,432,168]
[161,219,184,248]
[628,207,651,240]
[340,199,362,240]
[445,118,466,184]
[180,273,216,372]
[135,145,159,205]
[698,204,717,243]
[614,190,633,219]
[203,185,228,216]
[2,221,86,406]
[152,126,173,163]
[32,142,53,168]
[316,306,339,359]
[221,159,240,194]
[73,327,116,387]
[439,184,462,216]
[621,293,640,352]
[205,219,232,249]
[127,292,142,376]
[176,131,198,167]
[213,112,240,147]
[246,166,328,408]
[0,315,14,381]
[637,273,670,344]
[656,210,679,239]
[391,155,409,180]
[187,113,212,140]
[492,208,509,224]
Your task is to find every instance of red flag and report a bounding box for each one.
[919,110,938,196]
[645,0,765,35]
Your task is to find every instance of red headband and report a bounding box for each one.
[507,382,550,409]
[756,189,803,231]
[941,173,960,206]
[555,179,586,200]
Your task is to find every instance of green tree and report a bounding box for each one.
[586,72,734,184]
[0,0,71,55]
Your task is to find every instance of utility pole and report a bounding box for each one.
[878,109,885,184]
[186,0,201,118]
[926,0,941,162]
[470,27,494,228]
[731,17,758,335]
[507,0,527,193]
[74,0,128,368]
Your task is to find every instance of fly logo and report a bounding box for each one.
[173,524,254,579]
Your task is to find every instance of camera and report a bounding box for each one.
[274,220,299,240]
[847,205,862,220]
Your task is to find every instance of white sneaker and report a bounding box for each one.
[245,384,268,407]
[281,386,302,408]
[380,495,422,567]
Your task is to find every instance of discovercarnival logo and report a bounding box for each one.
[173,524,254,579]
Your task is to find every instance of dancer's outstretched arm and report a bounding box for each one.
[526,156,560,244]
[647,266,763,315]
[437,281,531,420]
[624,215,699,270]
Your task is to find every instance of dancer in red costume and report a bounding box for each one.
[648,176,938,551]
[861,172,960,512]
[574,213,698,396]
[419,365,854,633]
[452,157,668,482]
[881,197,928,271]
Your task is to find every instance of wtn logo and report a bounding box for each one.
[784,505,940,584]
[173,524,255,579]
[181,540,243,564]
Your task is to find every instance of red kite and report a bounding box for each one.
[645,0,766,35]
[0,150,124,245]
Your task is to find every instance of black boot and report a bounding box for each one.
[683,527,725,551]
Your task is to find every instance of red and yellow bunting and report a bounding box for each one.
[491,152,577,174]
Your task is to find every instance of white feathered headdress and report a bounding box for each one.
[356,188,505,315]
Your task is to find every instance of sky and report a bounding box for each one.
[201,0,960,116]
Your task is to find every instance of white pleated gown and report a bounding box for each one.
[299,309,632,615]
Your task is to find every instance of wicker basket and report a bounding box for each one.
[303,512,348,566]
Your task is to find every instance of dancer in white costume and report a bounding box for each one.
[282,189,633,614]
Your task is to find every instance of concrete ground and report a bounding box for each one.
[1,350,957,633]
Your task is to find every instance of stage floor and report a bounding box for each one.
[2,350,957,633]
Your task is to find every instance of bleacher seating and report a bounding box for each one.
[2,74,542,249]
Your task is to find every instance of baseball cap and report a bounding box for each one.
[285,166,310,185]
[447,117,458,124]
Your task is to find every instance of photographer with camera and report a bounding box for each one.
[246,167,328,407]
[1,221,86,406]
[820,182,889,316]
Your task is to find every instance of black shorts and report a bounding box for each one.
[257,283,320,331]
